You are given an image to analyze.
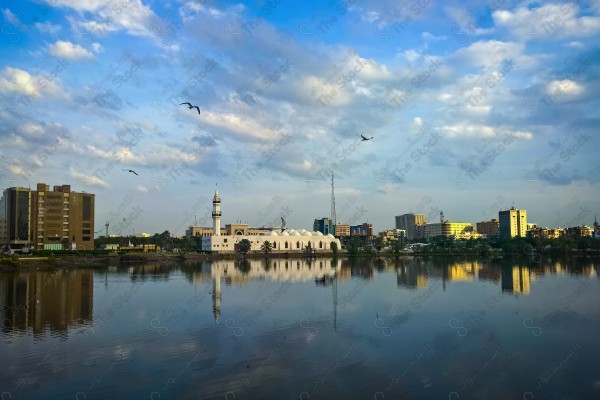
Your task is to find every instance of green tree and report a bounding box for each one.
[238,239,251,254]
[374,237,384,252]
[330,241,338,256]
[260,240,273,254]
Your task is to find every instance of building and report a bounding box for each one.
[499,207,527,238]
[334,223,350,237]
[476,218,499,237]
[379,229,407,245]
[350,222,373,239]
[395,213,427,240]
[185,224,273,238]
[1,183,95,250]
[313,217,334,235]
[526,227,564,239]
[201,189,341,253]
[564,226,593,238]
[0,187,31,248]
[421,222,478,239]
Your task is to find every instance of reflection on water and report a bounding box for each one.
[0,269,93,337]
[0,257,599,400]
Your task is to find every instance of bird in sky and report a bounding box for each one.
[180,102,201,115]
[361,134,374,141]
[122,169,139,176]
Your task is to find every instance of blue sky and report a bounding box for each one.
[0,0,598,236]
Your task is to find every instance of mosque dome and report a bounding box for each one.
[281,231,290,236]
[314,231,324,236]
[326,234,335,238]
[290,231,301,236]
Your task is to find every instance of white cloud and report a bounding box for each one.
[35,21,62,34]
[91,42,104,53]
[546,79,584,97]
[86,145,148,165]
[493,4,600,40]
[135,185,148,193]
[8,165,29,178]
[413,117,423,126]
[49,40,94,60]
[440,123,533,140]
[2,9,21,26]
[54,0,165,41]
[421,32,447,41]
[0,67,66,98]
[69,167,110,188]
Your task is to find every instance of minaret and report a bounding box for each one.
[212,186,221,236]
[212,264,221,324]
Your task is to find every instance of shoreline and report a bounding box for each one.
[1,250,598,272]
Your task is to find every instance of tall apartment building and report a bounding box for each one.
[476,218,499,236]
[395,213,427,240]
[0,183,95,250]
[313,217,333,235]
[498,207,527,238]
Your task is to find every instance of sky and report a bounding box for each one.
[0,0,599,237]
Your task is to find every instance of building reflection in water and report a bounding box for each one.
[0,269,93,337]
[186,258,344,325]
[501,266,531,295]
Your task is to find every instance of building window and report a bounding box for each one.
[285,242,288,249]
[224,238,228,243]
[296,241,300,248]
[82,196,92,221]
[273,241,276,248]
[82,236,91,241]
[319,241,323,249]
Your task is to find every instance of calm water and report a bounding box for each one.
[1,257,599,400]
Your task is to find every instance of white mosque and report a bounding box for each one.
[201,188,342,254]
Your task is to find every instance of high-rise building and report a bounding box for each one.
[0,183,95,250]
[395,213,427,240]
[499,207,527,238]
[476,218,499,236]
[0,187,31,247]
[350,222,373,238]
[313,217,333,235]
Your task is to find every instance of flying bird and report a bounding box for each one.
[180,102,201,115]
[361,135,374,141]
[122,169,139,176]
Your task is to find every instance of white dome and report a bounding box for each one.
[281,231,290,236]
[301,230,311,236]
[291,231,301,236]
[299,229,308,234]
[314,231,324,236]
[326,234,335,238]
[268,231,279,236]
[288,229,297,234]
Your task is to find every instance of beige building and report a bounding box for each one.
[1,183,94,250]
[420,222,478,239]
[185,224,274,238]
[395,213,427,240]
[476,218,499,236]
[334,223,350,237]
[499,207,527,238]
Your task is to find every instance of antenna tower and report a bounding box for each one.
[331,173,337,232]
[105,221,109,237]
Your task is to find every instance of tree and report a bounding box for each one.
[260,240,273,254]
[374,237,384,252]
[331,241,338,256]
[238,239,251,254]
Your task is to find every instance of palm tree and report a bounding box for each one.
[260,240,273,254]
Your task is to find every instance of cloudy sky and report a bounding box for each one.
[1,0,598,236]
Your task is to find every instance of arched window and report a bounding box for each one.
[296,241,300,249]
[319,241,323,249]
[285,241,288,249]
[273,241,276,248]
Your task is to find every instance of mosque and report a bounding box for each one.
[200,189,341,254]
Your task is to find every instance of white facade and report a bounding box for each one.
[201,229,342,253]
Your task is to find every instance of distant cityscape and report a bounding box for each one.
[1,182,599,253]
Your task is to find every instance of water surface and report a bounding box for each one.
[1,257,599,399]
